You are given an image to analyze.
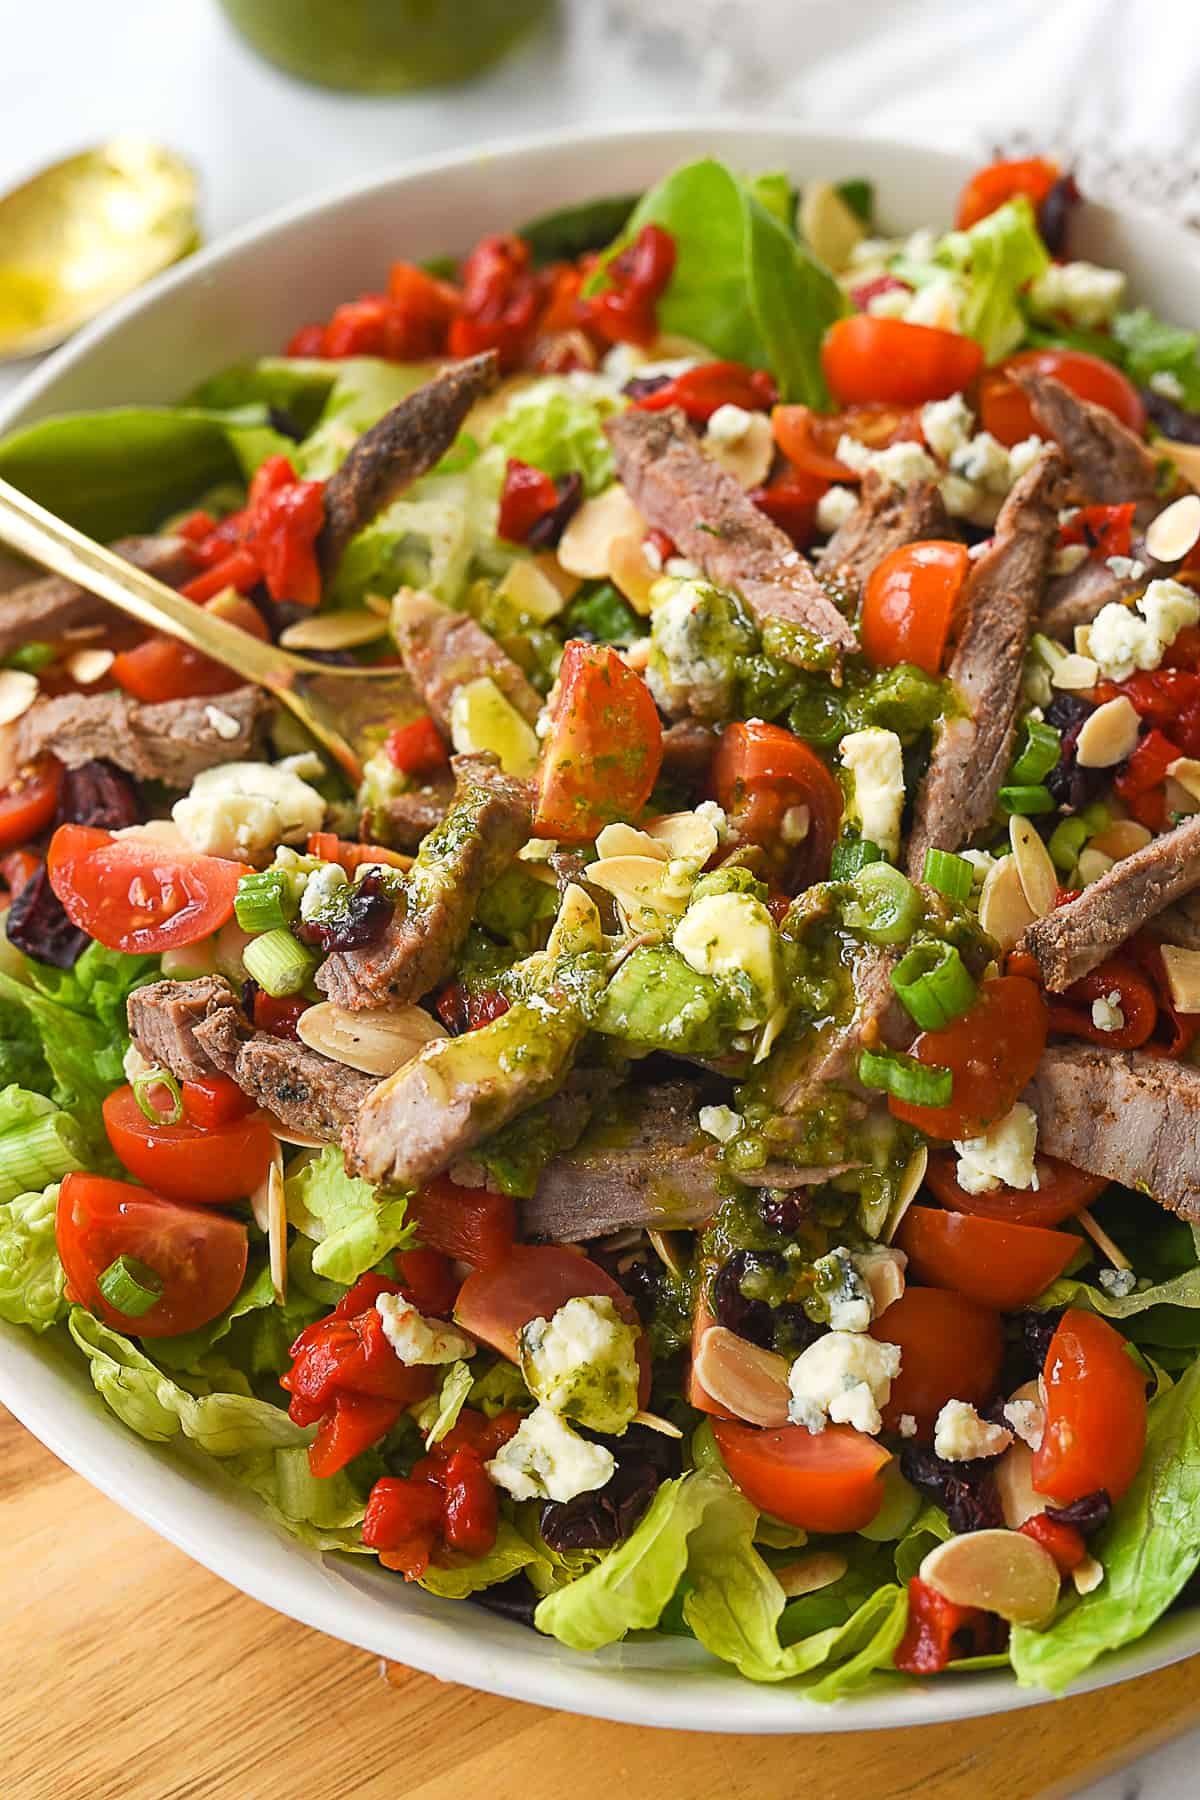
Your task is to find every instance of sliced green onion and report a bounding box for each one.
[1080,800,1111,833]
[235,868,295,934]
[1048,815,1090,873]
[787,683,846,747]
[1009,716,1061,785]
[132,1066,183,1126]
[842,862,923,946]
[0,1112,86,1203]
[97,1254,164,1318]
[243,927,320,997]
[3,641,55,674]
[921,848,973,903]
[892,941,978,1031]
[858,1048,953,1108]
[830,838,884,879]
[998,784,1057,816]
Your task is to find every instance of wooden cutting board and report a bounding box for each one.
[3,1402,1197,1800]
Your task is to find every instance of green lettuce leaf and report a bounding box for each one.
[226,1443,370,1551]
[1036,1213,1200,1352]
[68,1310,308,1456]
[187,356,341,431]
[1009,1357,1200,1691]
[419,1519,543,1598]
[0,1183,64,1331]
[419,1360,475,1448]
[604,159,845,407]
[284,1144,414,1285]
[935,197,1050,363]
[1113,308,1200,410]
[518,193,640,267]
[534,1468,736,1651]
[490,378,617,495]
[289,358,432,480]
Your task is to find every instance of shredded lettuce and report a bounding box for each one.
[419,1360,475,1448]
[226,1444,370,1551]
[489,377,617,495]
[934,197,1050,363]
[0,1182,64,1331]
[284,1144,415,1285]
[1010,1357,1200,1690]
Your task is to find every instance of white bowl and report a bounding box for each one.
[2,120,1198,1732]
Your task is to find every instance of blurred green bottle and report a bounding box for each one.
[218,0,555,93]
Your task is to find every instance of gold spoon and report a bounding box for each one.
[0,138,199,362]
[0,475,420,783]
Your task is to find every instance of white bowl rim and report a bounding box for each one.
[2,114,1199,1733]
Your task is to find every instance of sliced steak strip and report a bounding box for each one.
[318,351,500,574]
[1013,369,1162,505]
[0,534,196,659]
[521,1081,718,1239]
[1022,811,1200,989]
[128,977,247,1082]
[234,1035,377,1138]
[386,779,454,849]
[392,588,541,731]
[17,684,269,784]
[820,474,952,602]
[316,752,532,1010]
[762,946,911,1113]
[1027,1044,1200,1218]
[1040,552,1153,639]
[906,447,1067,874]
[605,406,856,667]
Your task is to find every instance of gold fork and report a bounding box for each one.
[0,475,419,782]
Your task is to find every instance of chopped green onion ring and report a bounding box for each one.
[858,1047,953,1107]
[830,838,884,879]
[1048,815,1090,874]
[998,784,1057,817]
[1009,715,1061,786]
[131,1066,183,1126]
[921,848,973,903]
[892,940,978,1031]
[842,861,923,946]
[97,1254,164,1318]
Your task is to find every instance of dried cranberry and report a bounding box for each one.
[296,869,395,953]
[1044,699,1108,813]
[900,1444,1002,1534]
[6,862,88,968]
[758,1192,806,1236]
[540,1426,680,1553]
[1143,388,1200,446]
[525,472,584,551]
[1044,694,1093,735]
[56,759,142,831]
[1037,172,1080,258]
[1045,1489,1111,1536]
[712,1250,778,1349]
[622,373,673,403]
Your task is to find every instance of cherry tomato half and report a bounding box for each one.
[925,1150,1107,1226]
[1033,1309,1147,1504]
[888,976,1048,1141]
[955,156,1059,232]
[861,540,970,676]
[533,642,663,842]
[896,1206,1079,1311]
[0,758,60,854]
[713,1418,891,1533]
[772,401,923,488]
[821,317,984,409]
[102,1084,276,1206]
[713,719,843,888]
[56,1171,248,1338]
[47,825,251,954]
[870,1286,1004,1439]
[979,349,1147,449]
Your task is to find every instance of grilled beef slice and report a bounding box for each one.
[1040,551,1156,640]
[0,534,196,658]
[17,685,269,784]
[1027,1045,1200,1218]
[386,779,455,849]
[1013,369,1163,505]
[605,406,856,667]
[820,473,952,602]
[906,447,1067,874]
[233,1035,377,1137]
[761,945,912,1114]
[128,977,247,1081]
[318,351,500,575]
[392,588,541,732]
[316,752,532,1010]
[1022,811,1200,989]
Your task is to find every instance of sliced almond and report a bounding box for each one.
[362,592,393,617]
[1168,756,1200,804]
[978,855,1036,951]
[594,822,668,862]
[607,530,661,614]
[1166,775,1200,817]
[920,1528,1061,1626]
[279,609,389,651]
[858,1246,907,1318]
[1072,1555,1104,1595]
[691,1325,791,1427]
[545,882,603,958]
[1009,815,1058,919]
[1075,696,1141,768]
[297,1000,447,1076]
[530,551,581,602]
[645,809,722,864]
[267,1154,288,1304]
[497,558,568,623]
[557,484,645,579]
[65,646,115,685]
[0,668,38,725]
[1158,943,1200,1015]
[631,1409,684,1439]
[1050,652,1100,692]
[583,853,686,930]
[884,1144,927,1244]
[647,1228,689,1276]
[775,1550,849,1599]
[250,1139,283,1235]
[1076,1206,1132,1272]
[994,1438,1043,1530]
[799,180,866,272]
[1077,846,1115,885]
[1089,819,1152,860]
[263,1116,328,1148]
[705,410,775,490]
[1145,492,1200,564]
[1159,437,1200,495]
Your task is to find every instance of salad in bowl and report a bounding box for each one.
[2,146,1200,1706]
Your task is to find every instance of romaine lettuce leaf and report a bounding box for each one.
[1113,308,1200,410]
[0,1182,64,1331]
[418,1360,475,1448]
[419,1519,543,1598]
[490,378,617,495]
[284,1144,414,1285]
[1009,1357,1200,1691]
[518,193,640,267]
[226,1443,370,1551]
[935,197,1050,363]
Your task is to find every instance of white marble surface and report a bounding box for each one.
[1,2,1199,1792]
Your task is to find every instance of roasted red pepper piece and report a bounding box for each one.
[449,233,544,368]
[1059,502,1135,560]
[498,457,561,543]
[1113,726,1182,831]
[384,715,449,775]
[393,1246,461,1318]
[438,1447,499,1556]
[894,1577,994,1675]
[586,224,676,348]
[1020,1512,1087,1574]
[1046,956,1159,1050]
[633,359,777,423]
[308,1392,409,1478]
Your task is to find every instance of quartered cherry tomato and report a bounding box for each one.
[979,349,1146,449]
[1033,1309,1147,1504]
[955,156,1059,231]
[713,719,843,888]
[713,1418,891,1533]
[0,758,60,853]
[861,540,970,675]
[887,976,1048,1141]
[533,641,662,842]
[821,317,984,408]
[895,1207,1079,1311]
[102,1084,276,1206]
[924,1150,1106,1226]
[870,1287,1003,1439]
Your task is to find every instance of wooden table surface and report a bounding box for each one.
[4,1403,1199,1800]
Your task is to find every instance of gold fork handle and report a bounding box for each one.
[0,474,312,694]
